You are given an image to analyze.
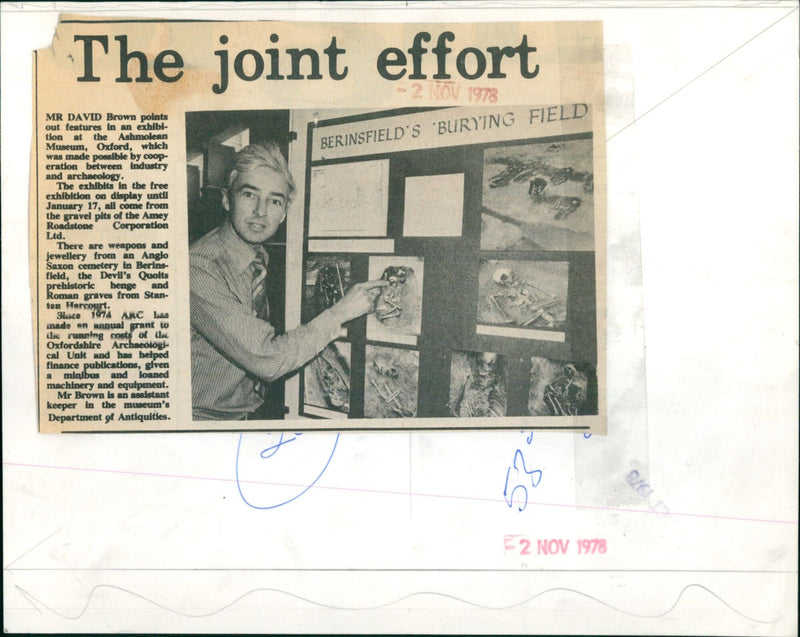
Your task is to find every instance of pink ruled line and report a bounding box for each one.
[3,460,796,526]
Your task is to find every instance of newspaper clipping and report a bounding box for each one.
[32,17,606,432]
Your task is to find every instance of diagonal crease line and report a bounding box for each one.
[4,461,797,525]
[4,523,69,571]
[14,585,43,615]
[608,7,798,142]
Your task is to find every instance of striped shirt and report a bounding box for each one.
[190,220,342,420]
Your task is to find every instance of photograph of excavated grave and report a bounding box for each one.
[302,341,351,419]
[480,137,594,252]
[448,350,508,418]
[476,259,569,341]
[364,344,419,419]
[366,256,424,346]
[302,255,352,325]
[528,356,598,417]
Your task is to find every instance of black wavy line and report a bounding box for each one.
[14,582,779,623]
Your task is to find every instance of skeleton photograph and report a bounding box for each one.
[303,341,351,415]
[528,357,598,417]
[302,255,352,323]
[477,259,568,333]
[366,256,424,345]
[480,137,594,251]
[364,345,419,419]
[449,350,507,418]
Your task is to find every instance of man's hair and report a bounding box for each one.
[227,142,296,203]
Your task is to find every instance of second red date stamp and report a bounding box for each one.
[504,535,607,555]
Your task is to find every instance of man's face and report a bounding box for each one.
[224,165,289,246]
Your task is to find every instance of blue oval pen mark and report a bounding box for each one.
[235,432,339,510]
[583,433,592,439]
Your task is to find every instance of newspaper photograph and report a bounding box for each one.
[31,17,606,432]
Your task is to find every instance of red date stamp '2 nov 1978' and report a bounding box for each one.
[504,535,607,556]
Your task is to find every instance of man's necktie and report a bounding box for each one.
[251,249,271,402]
[251,250,269,320]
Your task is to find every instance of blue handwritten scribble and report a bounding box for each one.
[583,433,592,438]
[504,432,543,511]
[260,432,302,459]
[236,432,339,510]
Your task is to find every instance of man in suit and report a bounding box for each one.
[190,142,385,420]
